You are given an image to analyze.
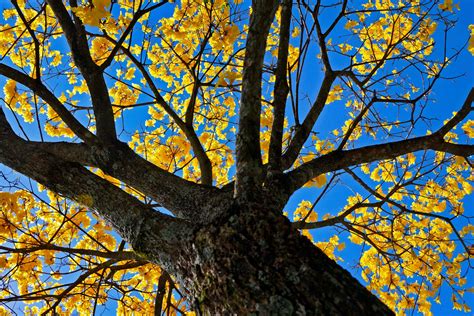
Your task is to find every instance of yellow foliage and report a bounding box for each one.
[304,174,327,188]
[438,0,460,12]
[469,24,474,55]
[90,37,112,64]
[72,0,111,27]
[462,120,474,137]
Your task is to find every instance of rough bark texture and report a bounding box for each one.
[236,0,279,198]
[135,196,394,315]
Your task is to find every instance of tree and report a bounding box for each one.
[0,0,472,314]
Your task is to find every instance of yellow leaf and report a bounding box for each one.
[313,174,327,188]
[72,0,111,27]
[433,200,446,213]
[345,20,358,30]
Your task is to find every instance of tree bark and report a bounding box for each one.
[133,195,394,315]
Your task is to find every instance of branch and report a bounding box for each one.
[0,244,140,261]
[41,259,118,315]
[235,0,279,197]
[436,87,474,136]
[433,142,474,156]
[292,201,382,230]
[312,2,332,71]
[46,0,117,142]
[287,87,474,192]
[345,168,473,256]
[282,73,336,169]
[154,271,170,316]
[11,0,42,79]
[28,141,91,163]
[287,135,473,193]
[88,143,220,219]
[0,63,96,143]
[0,110,193,266]
[100,1,169,70]
[100,34,213,185]
[45,0,92,71]
[268,0,292,172]
[22,140,220,220]
[322,0,348,38]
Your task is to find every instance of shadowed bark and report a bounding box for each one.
[164,199,393,315]
[235,0,279,198]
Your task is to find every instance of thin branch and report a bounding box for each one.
[0,244,140,261]
[100,1,169,70]
[11,0,42,79]
[100,34,213,185]
[0,63,96,143]
[282,73,336,169]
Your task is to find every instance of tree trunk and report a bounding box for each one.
[138,198,394,315]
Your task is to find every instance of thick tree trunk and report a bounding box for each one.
[138,199,394,315]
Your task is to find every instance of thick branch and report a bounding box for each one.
[268,0,292,172]
[44,0,88,64]
[288,137,473,193]
[0,110,192,268]
[29,141,91,162]
[287,88,474,191]
[26,140,220,219]
[235,0,279,197]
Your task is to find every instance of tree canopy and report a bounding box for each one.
[0,0,473,314]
